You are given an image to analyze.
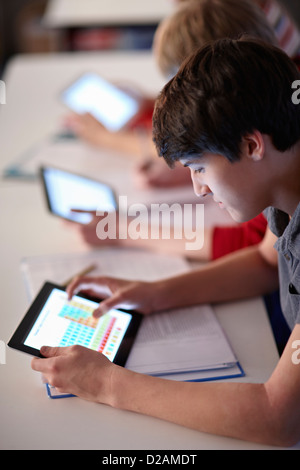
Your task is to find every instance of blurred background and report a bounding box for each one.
[0,0,299,77]
[0,0,165,76]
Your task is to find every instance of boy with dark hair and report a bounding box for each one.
[153,37,300,169]
[32,38,300,447]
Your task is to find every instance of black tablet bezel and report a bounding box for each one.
[40,165,118,225]
[8,281,143,367]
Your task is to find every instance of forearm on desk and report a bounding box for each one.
[155,245,279,311]
[110,367,280,446]
[109,324,300,447]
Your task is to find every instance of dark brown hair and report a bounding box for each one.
[153,37,300,166]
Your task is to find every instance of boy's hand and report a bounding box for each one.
[67,209,121,247]
[64,112,111,148]
[31,345,116,404]
[66,275,158,317]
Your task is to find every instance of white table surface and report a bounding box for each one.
[0,51,165,174]
[0,50,295,450]
[43,0,175,28]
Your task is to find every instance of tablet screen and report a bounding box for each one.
[24,287,132,363]
[42,166,117,224]
[61,73,139,131]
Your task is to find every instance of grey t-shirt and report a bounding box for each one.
[266,203,300,330]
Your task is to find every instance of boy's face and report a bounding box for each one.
[181,149,268,223]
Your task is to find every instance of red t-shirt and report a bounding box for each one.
[212,213,268,260]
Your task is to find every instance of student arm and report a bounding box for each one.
[32,324,300,447]
[68,210,213,261]
[31,228,299,445]
[155,227,279,310]
[65,227,279,317]
[112,324,300,447]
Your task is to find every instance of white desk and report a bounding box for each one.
[43,0,174,28]
[0,51,165,174]
[0,51,294,450]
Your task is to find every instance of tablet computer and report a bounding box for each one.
[61,73,140,132]
[8,282,143,367]
[40,166,118,225]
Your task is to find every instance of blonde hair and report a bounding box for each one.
[154,0,278,77]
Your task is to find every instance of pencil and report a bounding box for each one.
[62,263,97,287]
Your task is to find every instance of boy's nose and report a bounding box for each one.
[192,180,211,198]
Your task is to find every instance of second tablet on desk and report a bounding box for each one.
[40,166,118,224]
[60,73,141,132]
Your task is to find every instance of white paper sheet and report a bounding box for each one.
[20,248,190,299]
[125,304,237,375]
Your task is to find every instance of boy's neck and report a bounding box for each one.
[270,141,300,216]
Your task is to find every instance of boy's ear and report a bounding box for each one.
[242,130,265,162]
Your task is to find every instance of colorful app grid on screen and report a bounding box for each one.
[24,288,132,362]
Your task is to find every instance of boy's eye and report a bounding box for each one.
[194,168,205,174]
